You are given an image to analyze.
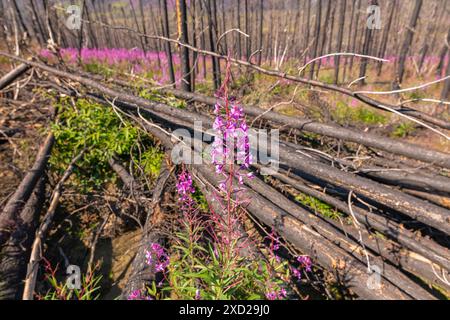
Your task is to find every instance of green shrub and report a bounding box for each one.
[139,147,164,178]
[391,122,416,138]
[332,101,387,126]
[51,98,139,187]
[295,193,345,221]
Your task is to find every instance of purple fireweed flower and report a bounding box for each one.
[211,99,253,191]
[266,291,277,300]
[266,288,287,300]
[195,289,201,300]
[128,290,140,300]
[146,243,169,273]
[292,267,302,280]
[128,289,153,300]
[176,170,199,219]
[297,255,312,272]
[176,171,195,200]
[291,255,312,281]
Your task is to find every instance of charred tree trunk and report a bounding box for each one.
[315,0,332,78]
[334,0,346,84]
[190,0,198,90]
[396,0,423,86]
[161,0,176,87]
[308,0,322,79]
[0,178,46,300]
[358,0,377,85]
[441,51,450,100]
[349,0,361,73]
[129,0,146,53]
[236,0,242,59]
[244,0,250,60]
[303,0,311,65]
[205,0,220,90]
[0,132,54,247]
[437,28,450,77]
[257,0,264,65]
[343,0,356,81]
[376,0,396,76]
[418,2,438,72]
[29,0,46,45]
[179,0,192,92]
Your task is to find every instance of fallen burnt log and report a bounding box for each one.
[0,178,46,300]
[403,189,450,210]
[277,143,450,235]
[254,164,450,279]
[160,88,450,168]
[0,63,31,90]
[2,54,449,169]
[22,150,84,300]
[281,141,450,195]
[0,132,54,247]
[245,170,447,296]
[121,162,171,300]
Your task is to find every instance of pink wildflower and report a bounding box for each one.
[146,243,169,273]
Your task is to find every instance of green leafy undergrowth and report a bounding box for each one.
[391,122,416,138]
[50,97,139,188]
[83,62,115,78]
[138,88,186,109]
[332,101,388,126]
[138,146,165,179]
[295,193,345,221]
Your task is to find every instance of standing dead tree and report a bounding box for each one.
[334,0,346,84]
[396,0,423,86]
[178,0,192,92]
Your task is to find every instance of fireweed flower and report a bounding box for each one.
[146,243,169,273]
[175,169,201,224]
[291,255,313,280]
[176,171,195,202]
[265,288,287,300]
[127,290,141,300]
[265,292,277,300]
[127,289,152,300]
[211,101,253,192]
[297,255,312,272]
